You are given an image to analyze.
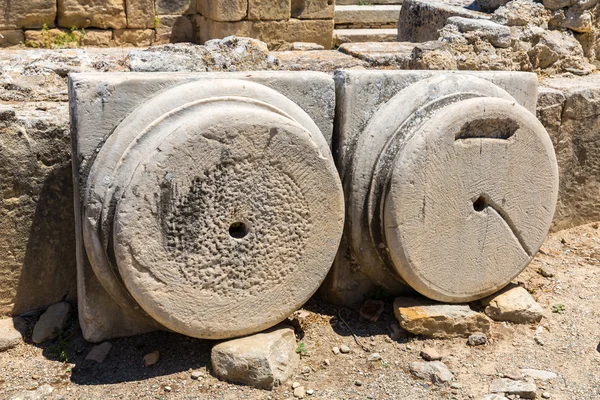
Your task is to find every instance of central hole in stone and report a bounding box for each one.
[473,196,488,212]
[229,222,249,239]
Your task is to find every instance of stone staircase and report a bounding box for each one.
[334,0,402,46]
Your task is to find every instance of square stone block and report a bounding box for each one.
[57,0,127,29]
[127,0,155,28]
[0,30,25,47]
[0,0,56,29]
[197,0,246,21]
[321,70,556,306]
[291,0,334,19]
[112,29,155,46]
[154,15,195,44]
[248,0,292,20]
[69,71,336,342]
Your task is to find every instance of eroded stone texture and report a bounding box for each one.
[197,0,247,22]
[482,284,544,323]
[157,0,195,14]
[113,29,155,46]
[0,317,25,351]
[291,0,334,19]
[332,70,557,304]
[0,0,56,29]
[71,72,341,341]
[0,30,24,47]
[57,0,127,29]
[154,15,195,44]
[127,0,155,28]
[248,0,292,20]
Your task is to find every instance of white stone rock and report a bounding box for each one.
[490,378,537,399]
[211,327,299,389]
[0,317,25,351]
[32,302,71,344]
[409,361,454,383]
[521,369,557,381]
[482,285,544,323]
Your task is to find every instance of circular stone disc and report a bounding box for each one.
[113,101,344,339]
[383,97,558,303]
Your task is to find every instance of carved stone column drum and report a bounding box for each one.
[70,72,344,341]
[325,70,559,304]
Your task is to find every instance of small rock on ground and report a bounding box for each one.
[339,344,350,354]
[144,350,160,367]
[482,285,543,324]
[368,352,382,361]
[409,361,454,383]
[538,265,555,277]
[32,302,71,344]
[394,297,490,338]
[85,342,112,364]
[420,347,442,361]
[211,326,298,390]
[190,370,204,379]
[490,378,537,399]
[467,333,488,346]
[521,368,557,381]
[0,317,25,351]
[360,299,385,322]
[293,386,306,398]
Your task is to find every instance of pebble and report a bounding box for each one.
[306,389,314,395]
[301,366,311,374]
[451,382,462,389]
[340,344,350,354]
[144,350,160,366]
[332,346,340,355]
[521,369,557,381]
[367,353,381,362]
[467,333,488,346]
[292,382,301,389]
[409,361,454,384]
[355,380,363,386]
[191,370,204,379]
[323,358,330,366]
[293,386,306,398]
[164,386,171,392]
[542,392,551,398]
[420,347,442,361]
[538,265,555,278]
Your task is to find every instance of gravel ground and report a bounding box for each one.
[1,222,599,400]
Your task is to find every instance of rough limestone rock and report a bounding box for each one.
[483,395,510,400]
[156,0,195,15]
[248,0,292,20]
[112,29,155,47]
[447,17,511,48]
[85,342,112,363]
[490,378,537,399]
[0,317,25,351]
[0,30,25,47]
[491,0,550,27]
[409,361,454,383]
[127,38,280,72]
[197,0,247,22]
[211,327,299,389]
[32,302,71,343]
[154,15,195,44]
[291,0,334,19]
[394,297,491,338]
[521,369,557,381]
[57,0,127,29]
[482,285,544,323]
[126,0,155,28]
[476,0,510,12]
[0,0,56,29]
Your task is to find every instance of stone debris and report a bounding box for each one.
[490,378,537,399]
[367,352,382,361]
[538,265,556,277]
[332,346,340,355]
[408,361,454,383]
[291,42,325,51]
[0,317,25,351]
[293,386,306,398]
[31,302,71,344]
[482,285,544,323]
[292,382,301,389]
[482,395,510,400]
[306,388,314,395]
[190,371,204,380]
[394,297,491,338]
[339,344,351,354]
[211,327,299,390]
[467,333,488,346]
[143,350,160,367]
[420,347,442,361]
[85,342,112,364]
[8,384,54,400]
[360,299,385,322]
[521,369,557,381]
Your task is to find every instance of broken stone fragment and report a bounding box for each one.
[32,302,71,344]
[0,317,25,351]
[85,342,112,364]
[211,327,299,390]
[144,350,160,366]
[394,297,491,338]
[481,285,544,323]
[490,378,537,399]
[521,369,557,381]
[446,17,511,48]
[409,361,454,383]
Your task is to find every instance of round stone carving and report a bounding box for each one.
[83,80,344,339]
[346,75,558,303]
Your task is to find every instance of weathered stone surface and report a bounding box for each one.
[467,333,487,346]
[447,16,511,48]
[338,41,415,67]
[394,297,491,338]
[475,0,510,12]
[292,0,334,19]
[550,9,593,33]
[154,15,195,44]
[0,102,77,315]
[248,0,292,20]
[24,29,63,48]
[291,42,324,51]
[491,0,549,27]
[335,5,401,28]
[0,0,56,29]
[113,29,155,46]
[197,0,246,21]
[334,28,397,45]
[543,0,575,10]
[85,342,112,363]
[398,0,489,42]
[127,0,155,28]
[540,76,600,230]
[32,302,71,343]
[482,285,544,323]
[274,49,368,72]
[521,369,557,381]
[127,38,279,72]
[57,0,127,29]
[0,317,25,351]
[420,347,442,361]
[81,30,113,46]
[156,0,195,15]
[490,378,537,399]
[0,30,24,47]
[409,361,454,383]
[196,17,252,43]
[211,327,299,389]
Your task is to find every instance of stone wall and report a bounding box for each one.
[0,0,335,49]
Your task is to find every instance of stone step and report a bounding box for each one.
[334,28,398,46]
[334,5,402,29]
[337,0,403,5]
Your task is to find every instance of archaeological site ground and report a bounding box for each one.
[0,0,600,399]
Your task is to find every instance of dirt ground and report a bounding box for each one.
[0,222,599,400]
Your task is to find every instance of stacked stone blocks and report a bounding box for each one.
[0,0,335,48]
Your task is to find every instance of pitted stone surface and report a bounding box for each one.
[78,77,343,339]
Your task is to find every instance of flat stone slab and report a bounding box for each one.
[335,5,402,27]
[482,285,544,323]
[338,41,416,66]
[32,302,71,344]
[274,49,368,71]
[490,378,537,399]
[409,361,454,383]
[334,28,398,46]
[394,297,491,338]
[211,327,299,389]
[521,369,557,381]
